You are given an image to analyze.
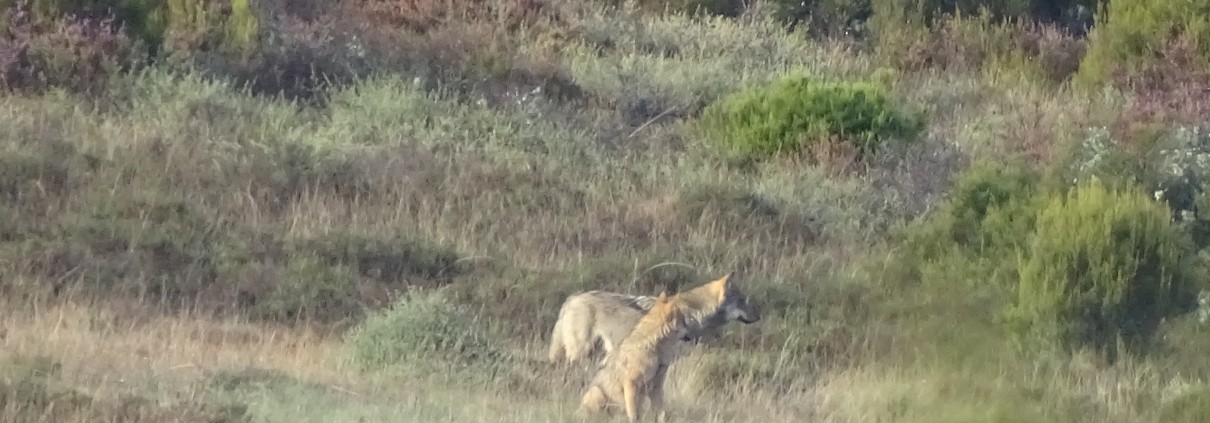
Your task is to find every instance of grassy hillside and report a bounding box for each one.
[3,0,1210,422]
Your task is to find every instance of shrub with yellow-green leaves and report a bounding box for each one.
[1076,0,1210,87]
[1008,179,1197,358]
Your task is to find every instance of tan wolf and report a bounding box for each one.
[577,290,691,422]
[547,273,760,366]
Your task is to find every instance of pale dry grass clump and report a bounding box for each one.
[0,300,343,383]
[809,356,1200,423]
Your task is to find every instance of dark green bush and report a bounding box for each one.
[1075,0,1210,87]
[1008,179,1195,358]
[896,161,1040,296]
[936,161,1039,252]
[698,74,923,160]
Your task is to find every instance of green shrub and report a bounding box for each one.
[902,161,1038,262]
[222,0,257,54]
[698,74,923,160]
[342,288,504,372]
[1008,179,1195,358]
[897,161,1040,296]
[1075,0,1210,87]
[160,0,259,57]
[936,161,1040,253]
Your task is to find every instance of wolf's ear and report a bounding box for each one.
[710,273,733,302]
[720,272,734,287]
[709,273,732,286]
[656,291,669,302]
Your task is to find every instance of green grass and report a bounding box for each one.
[2,0,1210,422]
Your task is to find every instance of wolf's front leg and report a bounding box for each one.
[622,381,642,423]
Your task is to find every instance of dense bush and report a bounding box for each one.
[914,161,1039,255]
[698,74,923,160]
[894,160,1041,300]
[1076,0,1210,88]
[900,162,1200,360]
[159,0,260,57]
[1008,180,1196,358]
[342,289,505,372]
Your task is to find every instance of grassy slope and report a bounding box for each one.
[3,2,1210,423]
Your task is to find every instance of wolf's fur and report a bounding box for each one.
[577,291,691,422]
[547,273,761,366]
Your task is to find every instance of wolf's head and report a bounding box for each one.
[705,273,761,325]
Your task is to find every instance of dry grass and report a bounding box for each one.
[0,302,337,382]
[3,1,1210,422]
[2,299,1198,423]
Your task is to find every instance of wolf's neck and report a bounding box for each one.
[676,290,723,325]
[626,315,682,351]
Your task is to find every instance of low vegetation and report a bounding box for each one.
[698,73,924,161]
[3,0,1210,422]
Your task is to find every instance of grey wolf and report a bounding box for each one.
[547,273,761,366]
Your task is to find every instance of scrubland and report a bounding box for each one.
[3,0,1210,421]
